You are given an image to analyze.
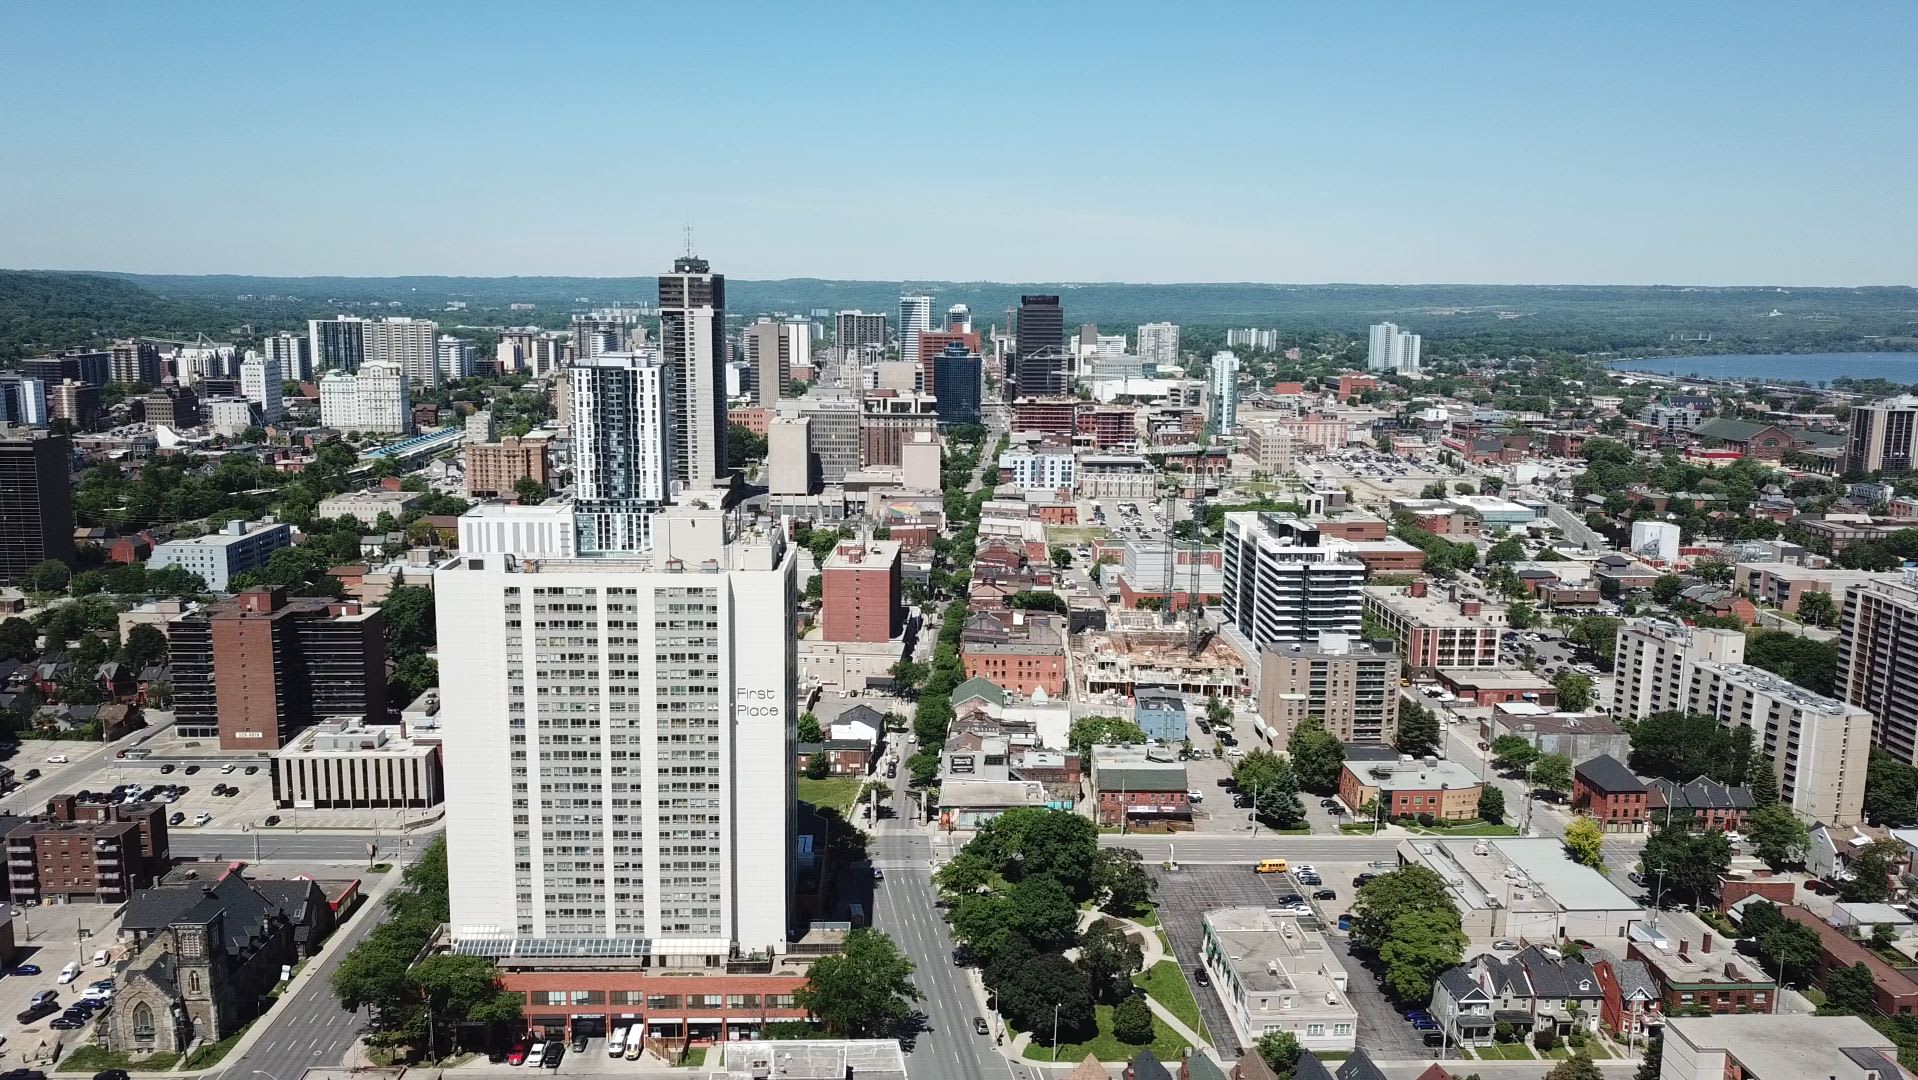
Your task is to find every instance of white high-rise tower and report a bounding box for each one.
[438,509,798,952]
[897,293,934,366]
[1367,322,1421,374]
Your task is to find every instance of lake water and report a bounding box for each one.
[1611,352,1918,385]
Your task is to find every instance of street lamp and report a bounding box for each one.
[1051,1003,1062,1062]
[1650,866,1669,927]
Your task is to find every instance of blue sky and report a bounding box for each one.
[3,2,1914,284]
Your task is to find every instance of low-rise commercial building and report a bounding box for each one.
[1626,937,1773,1016]
[1737,561,1894,615]
[1089,743,1189,829]
[272,719,443,809]
[1198,907,1357,1054]
[1397,837,1643,941]
[1132,687,1188,742]
[1341,756,1482,821]
[1660,1013,1903,1080]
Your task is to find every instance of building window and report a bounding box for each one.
[133,1002,156,1040]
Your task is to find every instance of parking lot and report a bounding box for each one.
[1151,860,1439,1060]
[0,901,127,1063]
[79,757,282,833]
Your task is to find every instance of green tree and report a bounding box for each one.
[1640,823,1732,905]
[24,559,71,594]
[1491,734,1540,772]
[1746,803,1810,867]
[1531,753,1574,799]
[805,752,830,780]
[409,953,523,1053]
[1865,749,1918,827]
[1094,847,1156,915]
[1743,631,1839,696]
[1507,600,1540,629]
[1486,535,1526,564]
[1738,898,1784,942]
[389,653,438,704]
[1111,994,1155,1045]
[1378,905,1469,1003]
[1652,574,1685,606]
[1839,839,1906,903]
[1050,545,1073,569]
[1004,875,1082,951]
[0,617,37,661]
[997,951,1095,1045]
[728,423,768,465]
[1068,715,1147,759]
[797,712,824,743]
[1758,920,1822,984]
[1286,716,1345,794]
[1824,961,1878,1015]
[1544,1053,1603,1080]
[117,622,169,670]
[794,928,923,1037]
[1748,742,1780,808]
[1076,918,1144,1003]
[1233,749,1306,830]
[1563,816,1605,868]
[1477,785,1507,824]
[1628,712,1751,785]
[381,585,437,657]
[1635,1029,1663,1080]
[1795,589,1838,629]
[1396,697,1441,758]
[1552,671,1594,711]
[1254,1031,1302,1076]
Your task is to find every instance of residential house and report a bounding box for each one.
[1647,776,1753,832]
[794,739,873,777]
[1588,946,1659,1046]
[1431,946,1601,1047]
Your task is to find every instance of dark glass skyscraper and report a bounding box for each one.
[1013,294,1066,398]
[657,255,729,488]
[932,341,983,426]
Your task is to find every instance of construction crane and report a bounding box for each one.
[1186,484,1212,657]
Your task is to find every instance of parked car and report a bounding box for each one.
[194,812,212,826]
[507,1037,533,1066]
[159,765,174,774]
[221,764,238,774]
[1193,967,1210,987]
[48,1017,83,1031]
[45,754,67,764]
[12,964,43,976]
[169,812,185,826]
[1313,889,1336,901]
[972,1016,989,1035]
[541,1043,564,1069]
[245,766,260,775]
[184,765,199,774]
[526,1042,545,1066]
[94,1070,132,1080]
[28,989,58,1007]
[58,963,80,984]
[1492,939,1518,952]
[264,816,282,827]
[23,768,39,781]
[569,1033,587,1053]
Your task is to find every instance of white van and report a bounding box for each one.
[58,962,81,984]
[92,949,110,967]
[607,1026,628,1057]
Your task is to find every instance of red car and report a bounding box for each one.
[506,1037,533,1066]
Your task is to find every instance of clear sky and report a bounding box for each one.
[3,2,1914,285]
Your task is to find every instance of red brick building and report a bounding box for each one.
[1337,373,1378,400]
[1011,397,1080,436]
[959,611,1067,697]
[1572,754,1650,832]
[1779,905,1918,1016]
[819,540,902,644]
[5,795,170,904]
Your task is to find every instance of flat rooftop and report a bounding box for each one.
[1203,907,1346,998]
[1365,585,1507,626]
[1665,1013,1898,1079]
[1397,837,1639,914]
[712,1041,906,1080]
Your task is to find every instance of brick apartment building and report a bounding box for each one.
[464,433,553,499]
[1779,905,1918,1016]
[1572,754,1651,832]
[819,540,903,644]
[5,795,170,904]
[167,587,388,749]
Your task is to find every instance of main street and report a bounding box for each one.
[210,840,431,1080]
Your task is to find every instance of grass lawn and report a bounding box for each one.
[1133,960,1210,1040]
[56,1048,181,1073]
[1801,985,1829,1007]
[1020,1003,1191,1063]
[1404,822,1521,837]
[1473,1043,1535,1060]
[185,1024,251,1070]
[678,1047,710,1067]
[798,776,861,815]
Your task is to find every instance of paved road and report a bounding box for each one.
[212,842,428,1080]
[1100,833,1405,864]
[173,830,432,862]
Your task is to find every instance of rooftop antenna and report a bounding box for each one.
[681,222,695,258]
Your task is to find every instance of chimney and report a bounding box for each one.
[1701,931,1712,954]
[1678,939,1689,958]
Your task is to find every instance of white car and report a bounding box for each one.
[1186,790,1204,804]
[194,812,213,826]
[58,961,81,984]
[45,754,68,763]
[221,764,238,774]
